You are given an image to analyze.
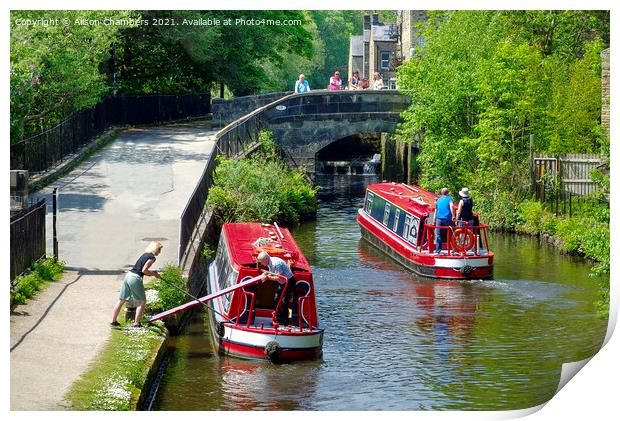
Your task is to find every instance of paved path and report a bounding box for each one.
[11,121,216,410]
[35,121,216,270]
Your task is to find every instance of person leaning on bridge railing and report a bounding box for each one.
[372,72,385,90]
[348,70,361,90]
[294,74,311,94]
[328,71,343,91]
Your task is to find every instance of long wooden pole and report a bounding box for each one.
[148,273,269,322]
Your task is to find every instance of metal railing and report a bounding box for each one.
[11,93,211,174]
[423,222,491,256]
[177,90,410,267]
[10,199,46,282]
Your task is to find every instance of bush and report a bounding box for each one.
[146,264,188,312]
[207,145,318,225]
[10,257,65,308]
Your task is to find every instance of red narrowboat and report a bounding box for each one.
[206,222,324,362]
[357,182,494,279]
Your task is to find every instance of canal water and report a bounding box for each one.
[152,175,607,411]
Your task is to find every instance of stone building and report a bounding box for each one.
[348,13,398,89]
[396,10,428,62]
[348,11,428,89]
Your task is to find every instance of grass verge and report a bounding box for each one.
[10,257,65,309]
[66,322,168,410]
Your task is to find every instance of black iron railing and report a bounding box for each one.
[10,199,46,282]
[11,93,211,173]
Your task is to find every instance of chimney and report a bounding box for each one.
[364,14,371,30]
[372,13,379,26]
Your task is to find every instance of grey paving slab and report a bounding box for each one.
[10,270,124,410]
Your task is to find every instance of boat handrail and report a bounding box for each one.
[297,296,313,332]
[271,275,290,328]
[422,222,491,256]
[236,291,256,328]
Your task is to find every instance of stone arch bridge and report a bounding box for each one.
[213,90,411,173]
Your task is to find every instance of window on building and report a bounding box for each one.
[380,51,390,70]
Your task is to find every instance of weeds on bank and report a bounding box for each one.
[207,130,318,226]
[66,322,166,410]
[144,264,188,313]
[510,198,610,317]
[10,257,65,308]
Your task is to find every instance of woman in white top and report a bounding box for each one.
[372,72,384,90]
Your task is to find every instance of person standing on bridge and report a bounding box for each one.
[294,74,311,94]
[372,72,384,90]
[349,70,361,90]
[329,71,343,91]
[111,241,163,327]
[257,251,298,326]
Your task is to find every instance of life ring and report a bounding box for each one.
[450,228,475,253]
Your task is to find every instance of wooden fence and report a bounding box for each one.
[532,153,606,214]
[10,199,46,282]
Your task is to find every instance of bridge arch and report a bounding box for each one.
[261,90,410,172]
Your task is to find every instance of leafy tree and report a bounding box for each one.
[307,11,363,88]
[114,11,313,97]
[396,10,608,220]
[10,10,131,141]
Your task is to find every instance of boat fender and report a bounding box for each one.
[460,264,474,275]
[265,341,281,362]
[217,321,226,337]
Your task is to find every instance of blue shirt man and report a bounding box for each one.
[294,74,311,94]
[433,188,454,253]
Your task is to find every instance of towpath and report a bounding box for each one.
[10,121,216,410]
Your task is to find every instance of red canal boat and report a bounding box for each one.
[357,182,493,279]
[205,222,324,362]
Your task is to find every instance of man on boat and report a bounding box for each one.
[257,251,298,326]
[433,187,455,254]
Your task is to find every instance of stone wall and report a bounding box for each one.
[212,92,291,127]
[601,48,610,136]
[381,134,419,183]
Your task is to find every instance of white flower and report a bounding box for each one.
[146,289,160,305]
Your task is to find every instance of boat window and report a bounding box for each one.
[403,213,421,244]
[383,203,391,225]
[393,208,401,232]
[214,234,238,313]
[365,192,374,214]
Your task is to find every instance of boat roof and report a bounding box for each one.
[222,223,312,272]
[367,182,438,217]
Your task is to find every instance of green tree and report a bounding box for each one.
[396,10,608,222]
[10,10,131,141]
[307,11,363,88]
